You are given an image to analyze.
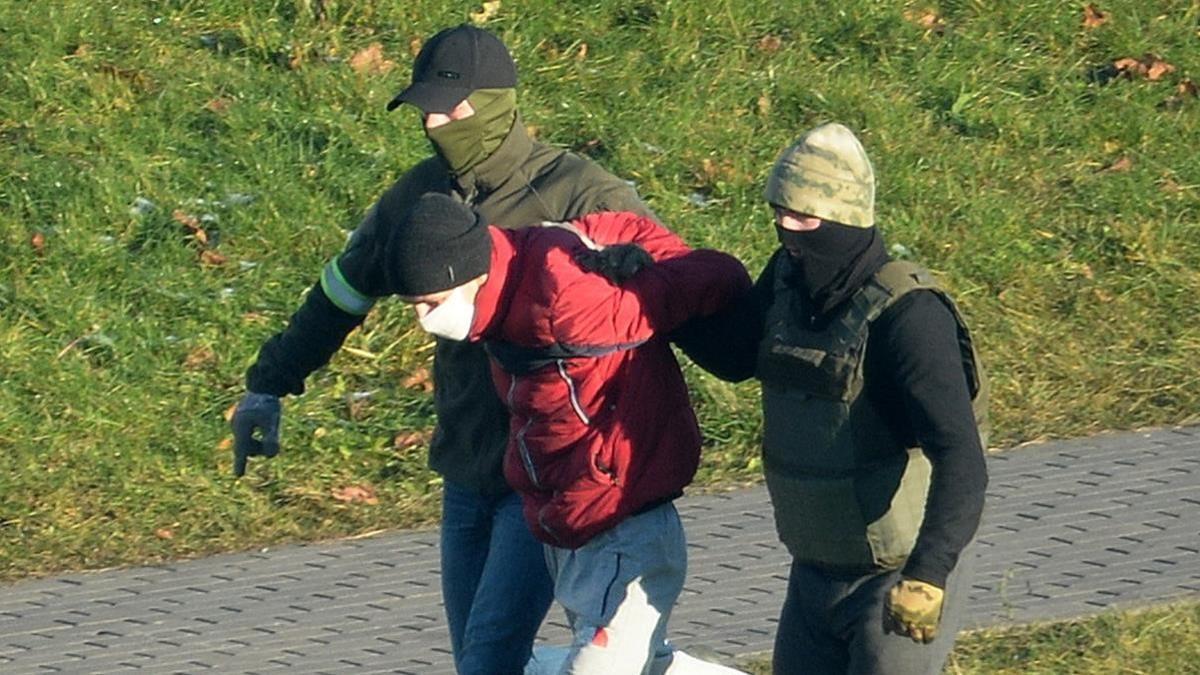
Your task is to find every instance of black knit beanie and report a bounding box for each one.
[382,193,491,296]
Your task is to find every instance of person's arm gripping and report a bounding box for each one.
[553,211,752,345]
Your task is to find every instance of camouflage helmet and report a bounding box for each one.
[763,122,875,228]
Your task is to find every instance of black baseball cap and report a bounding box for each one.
[386,24,517,113]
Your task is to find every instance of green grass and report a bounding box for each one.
[739,601,1200,674]
[2,0,1198,587]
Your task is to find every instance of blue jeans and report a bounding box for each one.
[440,481,555,675]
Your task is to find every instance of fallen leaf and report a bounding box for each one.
[184,346,216,370]
[576,42,589,61]
[1146,57,1175,81]
[217,437,234,452]
[757,93,772,116]
[241,311,270,325]
[332,485,379,505]
[200,250,228,266]
[402,367,433,392]
[525,123,540,139]
[756,35,783,54]
[155,528,174,540]
[1082,4,1108,29]
[349,43,395,76]
[1158,79,1197,110]
[1113,53,1175,81]
[31,232,45,254]
[576,138,604,156]
[1102,155,1133,172]
[470,1,502,25]
[172,209,200,229]
[409,36,424,57]
[1093,288,1114,303]
[905,9,946,34]
[223,403,238,423]
[394,430,432,449]
[205,97,233,113]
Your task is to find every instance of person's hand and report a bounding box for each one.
[576,243,654,284]
[884,578,945,643]
[230,392,281,476]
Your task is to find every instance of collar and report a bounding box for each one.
[452,113,534,196]
[469,226,519,341]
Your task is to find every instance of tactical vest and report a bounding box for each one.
[758,259,989,573]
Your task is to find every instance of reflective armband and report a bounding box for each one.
[320,259,375,316]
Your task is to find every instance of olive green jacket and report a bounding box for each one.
[247,118,652,495]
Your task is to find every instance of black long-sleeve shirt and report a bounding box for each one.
[674,256,987,586]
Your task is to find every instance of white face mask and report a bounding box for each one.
[417,285,477,341]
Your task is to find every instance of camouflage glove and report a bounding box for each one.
[884,578,945,644]
[230,392,281,476]
[576,243,654,284]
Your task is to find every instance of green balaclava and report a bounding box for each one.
[425,87,517,175]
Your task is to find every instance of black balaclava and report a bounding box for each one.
[776,221,889,318]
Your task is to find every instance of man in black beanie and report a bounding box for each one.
[230,23,654,675]
[385,192,751,675]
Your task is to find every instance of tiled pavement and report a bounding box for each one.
[2,426,1197,673]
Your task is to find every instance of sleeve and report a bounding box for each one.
[670,253,779,382]
[245,280,367,396]
[550,213,752,346]
[568,160,658,221]
[243,172,429,395]
[869,291,988,587]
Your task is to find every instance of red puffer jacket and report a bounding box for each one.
[466,211,751,548]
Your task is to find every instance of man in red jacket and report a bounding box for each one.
[384,193,751,673]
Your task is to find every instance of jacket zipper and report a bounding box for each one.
[509,376,542,489]
[556,360,591,426]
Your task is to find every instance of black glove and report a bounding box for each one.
[230,392,281,476]
[576,243,654,284]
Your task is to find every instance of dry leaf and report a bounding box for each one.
[172,209,200,229]
[402,367,433,392]
[331,485,379,505]
[756,35,783,54]
[241,311,270,325]
[1113,53,1175,81]
[576,42,589,62]
[205,97,233,113]
[200,250,228,266]
[223,403,238,423]
[525,123,540,139]
[470,1,502,25]
[1083,4,1108,29]
[905,9,946,34]
[155,528,174,540]
[31,232,45,254]
[1146,57,1175,81]
[757,93,772,116]
[1102,155,1133,172]
[1159,78,1197,110]
[409,36,424,57]
[349,43,395,76]
[394,430,432,449]
[217,437,234,452]
[184,346,216,370]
